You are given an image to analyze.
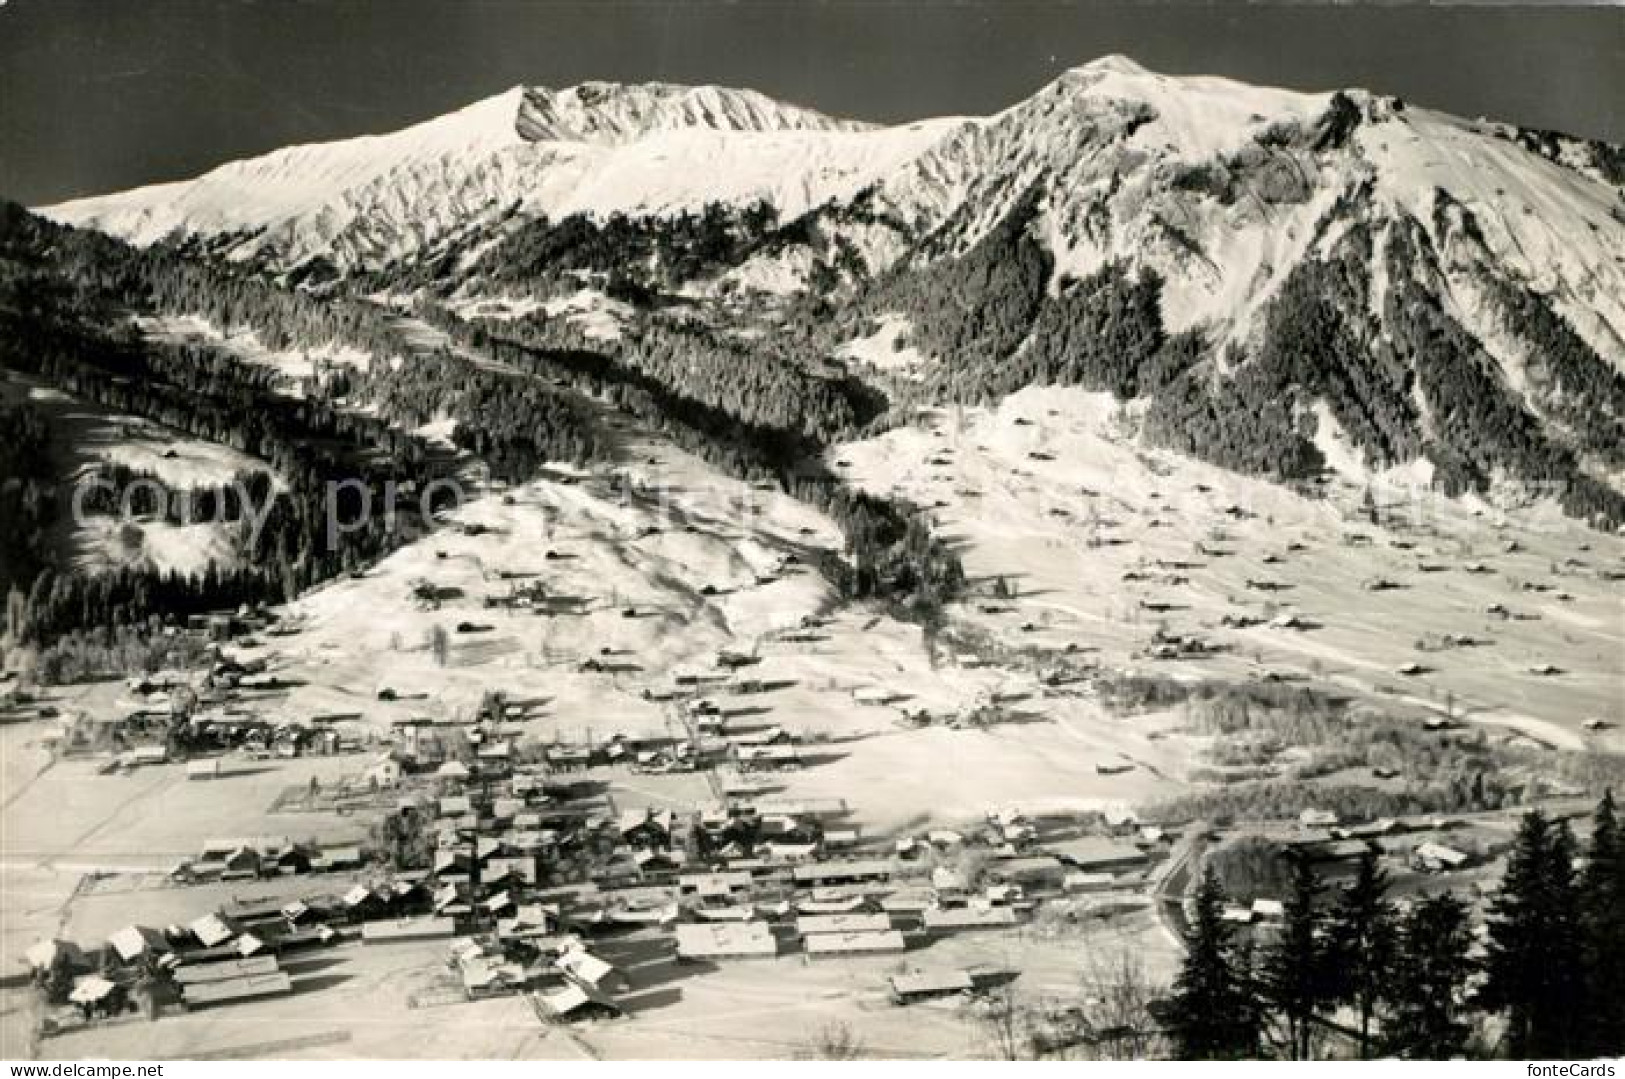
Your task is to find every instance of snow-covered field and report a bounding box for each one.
[836,386,1624,750]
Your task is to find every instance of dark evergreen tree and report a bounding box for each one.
[1385,891,1477,1059]
[1168,868,1263,1059]
[1328,850,1398,1058]
[1579,791,1625,1057]
[1481,811,1588,1059]
[1262,855,1334,1059]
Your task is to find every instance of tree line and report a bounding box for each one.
[1165,794,1625,1059]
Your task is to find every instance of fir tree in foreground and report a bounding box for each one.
[1329,850,1397,1059]
[1481,811,1588,1059]
[1262,855,1334,1060]
[1386,891,1476,1059]
[1579,791,1625,1057]
[1168,868,1262,1059]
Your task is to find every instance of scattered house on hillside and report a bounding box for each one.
[1299,809,1339,829]
[1413,841,1471,872]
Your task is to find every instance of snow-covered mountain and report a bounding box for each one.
[40,57,1625,520]
[44,80,961,271]
[45,58,1623,354]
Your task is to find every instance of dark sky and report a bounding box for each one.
[2,0,1620,206]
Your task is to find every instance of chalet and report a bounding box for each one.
[633,848,684,876]
[219,846,262,880]
[189,913,236,949]
[186,758,222,780]
[540,982,623,1022]
[312,844,364,873]
[1414,842,1471,872]
[69,975,124,1016]
[1305,839,1374,863]
[106,925,166,964]
[804,930,907,956]
[361,917,457,944]
[676,921,779,961]
[796,913,892,936]
[365,755,403,789]
[1251,899,1286,920]
[557,944,627,991]
[797,894,870,915]
[1047,837,1150,873]
[931,867,971,899]
[172,955,280,985]
[546,746,593,772]
[181,972,293,1008]
[791,860,892,887]
[890,969,975,1005]
[342,884,390,922]
[986,856,1066,889]
[497,904,559,939]
[727,725,792,747]
[619,809,675,850]
[923,906,1019,932]
[459,954,533,999]
[679,871,751,897]
[1062,872,1117,894]
[23,939,87,974]
[736,744,802,772]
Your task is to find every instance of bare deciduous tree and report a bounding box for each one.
[802,1020,865,1060]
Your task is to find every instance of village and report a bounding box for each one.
[4,595,1582,1060]
[3,384,1621,1060]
